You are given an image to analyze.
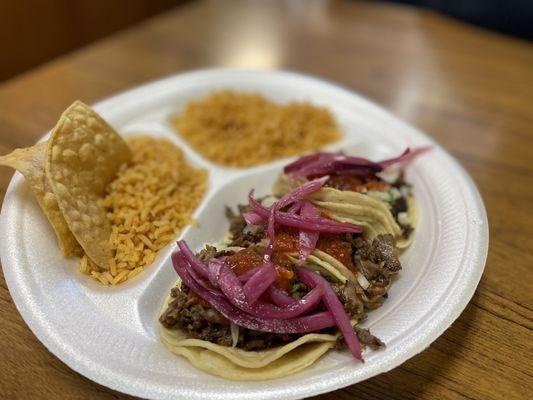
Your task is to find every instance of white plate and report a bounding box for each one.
[0,69,488,400]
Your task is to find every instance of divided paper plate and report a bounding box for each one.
[0,69,488,399]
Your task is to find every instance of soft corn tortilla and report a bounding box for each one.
[271,172,295,198]
[286,251,352,284]
[0,142,82,256]
[273,174,417,248]
[161,328,337,369]
[310,248,357,283]
[159,282,338,380]
[45,101,132,267]
[308,188,417,248]
[162,338,334,381]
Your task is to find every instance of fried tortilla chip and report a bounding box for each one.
[45,101,132,268]
[0,142,82,256]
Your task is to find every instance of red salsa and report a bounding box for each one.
[326,175,390,193]
[225,223,358,293]
[273,227,356,273]
[226,247,295,292]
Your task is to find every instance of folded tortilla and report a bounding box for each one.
[159,281,338,380]
[273,174,418,248]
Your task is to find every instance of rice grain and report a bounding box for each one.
[81,136,207,285]
[172,90,341,167]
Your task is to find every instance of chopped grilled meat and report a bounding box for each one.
[225,205,266,247]
[196,245,217,265]
[331,281,364,321]
[162,200,400,353]
[290,281,311,300]
[325,175,364,191]
[335,326,384,350]
[354,327,385,350]
[159,286,232,346]
[238,330,301,351]
[196,245,235,265]
[160,286,305,351]
[372,234,401,272]
[348,234,401,272]
[226,205,249,238]
[362,296,385,310]
[159,287,190,329]
[161,276,386,350]
[402,226,414,239]
[391,171,409,189]
[229,224,266,247]
[359,259,389,282]
[366,283,388,298]
[342,233,398,310]
[391,196,408,220]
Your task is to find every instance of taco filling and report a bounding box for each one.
[159,147,428,380]
[324,173,414,238]
[272,147,429,247]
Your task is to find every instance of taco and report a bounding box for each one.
[157,165,422,380]
[272,148,429,248]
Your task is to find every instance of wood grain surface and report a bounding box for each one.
[0,0,185,81]
[0,0,532,399]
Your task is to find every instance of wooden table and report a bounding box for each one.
[0,0,531,398]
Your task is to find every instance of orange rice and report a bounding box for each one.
[171,90,341,167]
[79,136,208,285]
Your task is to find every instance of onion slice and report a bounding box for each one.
[173,252,223,299]
[230,321,239,348]
[263,176,328,262]
[287,202,302,214]
[264,207,276,262]
[172,254,336,333]
[177,240,209,279]
[207,258,225,287]
[276,176,329,209]
[237,266,260,283]
[242,260,277,304]
[284,152,338,173]
[298,268,362,360]
[284,147,431,179]
[298,201,320,263]
[217,261,324,319]
[248,191,362,234]
[290,160,381,180]
[243,211,264,225]
[268,285,297,306]
[356,271,371,290]
[379,146,431,168]
[284,152,379,173]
